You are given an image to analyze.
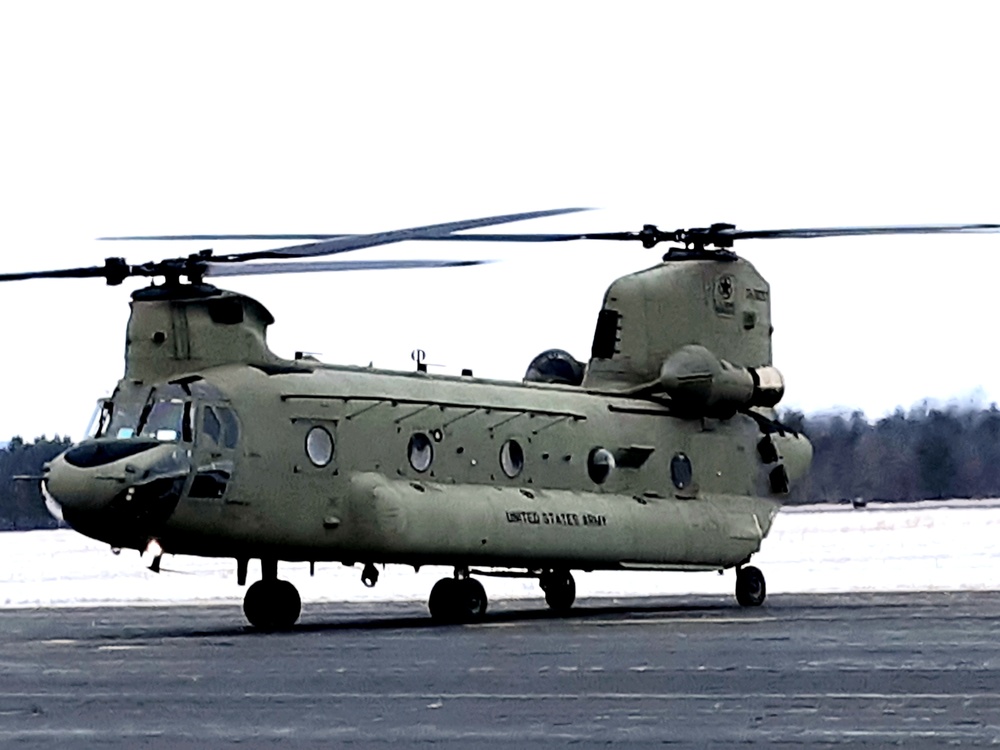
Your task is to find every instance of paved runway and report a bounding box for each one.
[2,591,999,748]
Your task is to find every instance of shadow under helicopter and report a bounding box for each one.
[78,596,762,641]
[71,590,961,643]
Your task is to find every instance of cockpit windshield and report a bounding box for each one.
[138,400,187,441]
[91,385,192,443]
[88,399,142,440]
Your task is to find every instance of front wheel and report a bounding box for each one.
[735,565,766,607]
[243,579,302,630]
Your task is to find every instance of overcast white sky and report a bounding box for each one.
[2,2,999,441]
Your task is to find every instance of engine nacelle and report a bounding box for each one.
[658,344,784,418]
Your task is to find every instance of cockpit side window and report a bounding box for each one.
[203,406,223,445]
[216,406,240,449]
[200,405,240,450]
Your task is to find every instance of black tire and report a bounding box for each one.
[428,578,459,623]
[243,579,302,630]
[457,578,488,621]
[428,578,488,623]
[735,565,766,607]
[243,580,270,629]
[541,570,576,612]
[273,579,302,629]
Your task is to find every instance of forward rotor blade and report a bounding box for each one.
[100,234,353,241]
[99,230,631,244]
[221,207,590,260]
[0,258,130,284]
[399,232,617,242]
[204,259,492,276]
[0,266,108,282]
[129,207,592,264]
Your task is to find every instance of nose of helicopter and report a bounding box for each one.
[43,439,191,549]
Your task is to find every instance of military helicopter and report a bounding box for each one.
[4,210,999,630]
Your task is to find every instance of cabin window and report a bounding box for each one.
[305,426,335,467]
[408,432,434,473]
[671,452,693,489]
[499,439,525,478]
[587,447,615,484]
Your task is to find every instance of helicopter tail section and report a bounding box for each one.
[583,256,774,391]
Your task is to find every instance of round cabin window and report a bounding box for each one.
[305,426,334,467]
[587,447,615,484]
[671,452,693,489]
[408,432,434,472]
[499,439,525,478]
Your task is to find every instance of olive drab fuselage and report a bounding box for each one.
[27,216,1000,627]
[43,252,812,603]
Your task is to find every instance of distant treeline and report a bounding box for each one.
[783,406,1000,504]
[3,407,1000,529]
[0,436,72,530]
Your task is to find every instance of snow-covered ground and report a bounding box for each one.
[2,501,998,609]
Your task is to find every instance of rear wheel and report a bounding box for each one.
[458,578,488,621]
[735,565,766,607]
[428,577,488,623]
[540,570,576,612]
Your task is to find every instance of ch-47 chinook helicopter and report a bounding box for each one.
[4,209,999,630]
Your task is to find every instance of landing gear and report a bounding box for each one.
[428,574,488,623]
[735,565,766,607]
[540,569,576,612]
[361,563,379,588]
[243,559,301,630]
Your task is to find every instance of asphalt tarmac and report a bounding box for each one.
[2,591,999,748]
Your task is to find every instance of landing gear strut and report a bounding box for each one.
[427,571,487,623]
[735,564,766,607]
[540,569,576,612]
[243,558,302,630]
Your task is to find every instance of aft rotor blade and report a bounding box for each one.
[725,223,1000,241]
[430,223,1000,248]
[204,259,493,276]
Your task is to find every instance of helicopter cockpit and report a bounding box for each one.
[44,378,242,547]
[90,385,191,443]
[88,379,239,448]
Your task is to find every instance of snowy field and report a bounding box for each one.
[1,501,998,609]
